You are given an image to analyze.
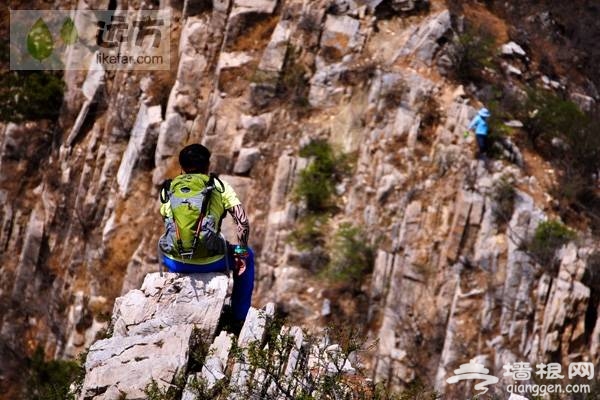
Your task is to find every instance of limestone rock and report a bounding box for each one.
[112,273,228,337]
[257,21,291,74]
[182,331,233,399]
[225,0,278,48]
[250,20,292,107]
[320,15,362,62]
[570,92,596,112]
[233,147,261,174]
[116,104,162,195]
[153,112,187,184]
[396,10,451,66]
[11,208,44,301]
[501,41,527,58]
[80,325,194,400]
[230,304,275,393]
[66,55,105,147]
[78,273,229,399]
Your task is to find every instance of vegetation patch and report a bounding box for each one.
[448,26,496,84]
[0,71,64,122]
[23,346,84,400]
[491,176,516,226]
[321,223,374,291]
[523,220,576,272]
[295,139,351,213]
[277,45,311,112]
[520,89,600,226]
[288,213,328,251]
[144,371,187,400]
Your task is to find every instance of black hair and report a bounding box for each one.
[179,144,211,173]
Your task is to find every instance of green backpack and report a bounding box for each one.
[159,173,226,259]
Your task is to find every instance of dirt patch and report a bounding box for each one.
[218,61,258,97]
[462,3,509,45]
[227,14,279,53]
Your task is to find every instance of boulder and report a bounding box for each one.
[501,41,527,58]
[233,147,261,174]
[112,273,228,337]
[320,15,362,62]
[396,10,451,66]
[80,325,194,400]
[78,273,229,399]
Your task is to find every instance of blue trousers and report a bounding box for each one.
[161,247,254,321]
[476,134,487,158]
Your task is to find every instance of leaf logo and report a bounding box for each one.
[60,17,78,45]
[27,18,54,61]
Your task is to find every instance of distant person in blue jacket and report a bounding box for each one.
[467,107,491,159]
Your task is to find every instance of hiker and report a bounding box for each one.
[467,107,491,159]
[158,144,254,324]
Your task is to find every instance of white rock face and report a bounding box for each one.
[80,325,194,400]
[11,208,44,301]
[117,104,162,195]
[66,55,105,147]
[233,147,261,174]
[112,273,228,337]
[79,273,229,399]
[396,10,451,65]
[501,41,527,57]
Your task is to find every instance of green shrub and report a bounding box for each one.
[232,317,406,400]
[295,139,351,212]
[0,71,64,122]
[491,176,516,225]
[278,45,310,110]
[525,220,576,269]
[186,375,230,400]
[23,346,83,400]
[144,371,187,400]
[288,213,328,251]
[521,90,600,221]
[449,28,495,84]
[522,89,585,145]
[321,223,374,290]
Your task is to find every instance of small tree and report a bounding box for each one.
[449,27,495,84]
[524,220,576,272]
[321,223,374,291]
[0,71,64,122]
[23,346,83,400]
[295,139,351,213]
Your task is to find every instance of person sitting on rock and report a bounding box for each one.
[158,144,254,325]
[467,107,491,159]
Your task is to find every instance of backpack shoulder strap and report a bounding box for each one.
[159,179,172,204]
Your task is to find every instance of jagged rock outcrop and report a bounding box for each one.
[79,273,228,399]
[79,273,359,400]
[1,0,599,398]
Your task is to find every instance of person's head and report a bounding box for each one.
[478,108,491,119]
[179,144,211,174]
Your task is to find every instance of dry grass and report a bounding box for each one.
[228,14,279,52]
[463,3,509,45]
[218,61,258,96]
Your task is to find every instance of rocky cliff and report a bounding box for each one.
[76,272,359,400]
[1,0,599,398]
